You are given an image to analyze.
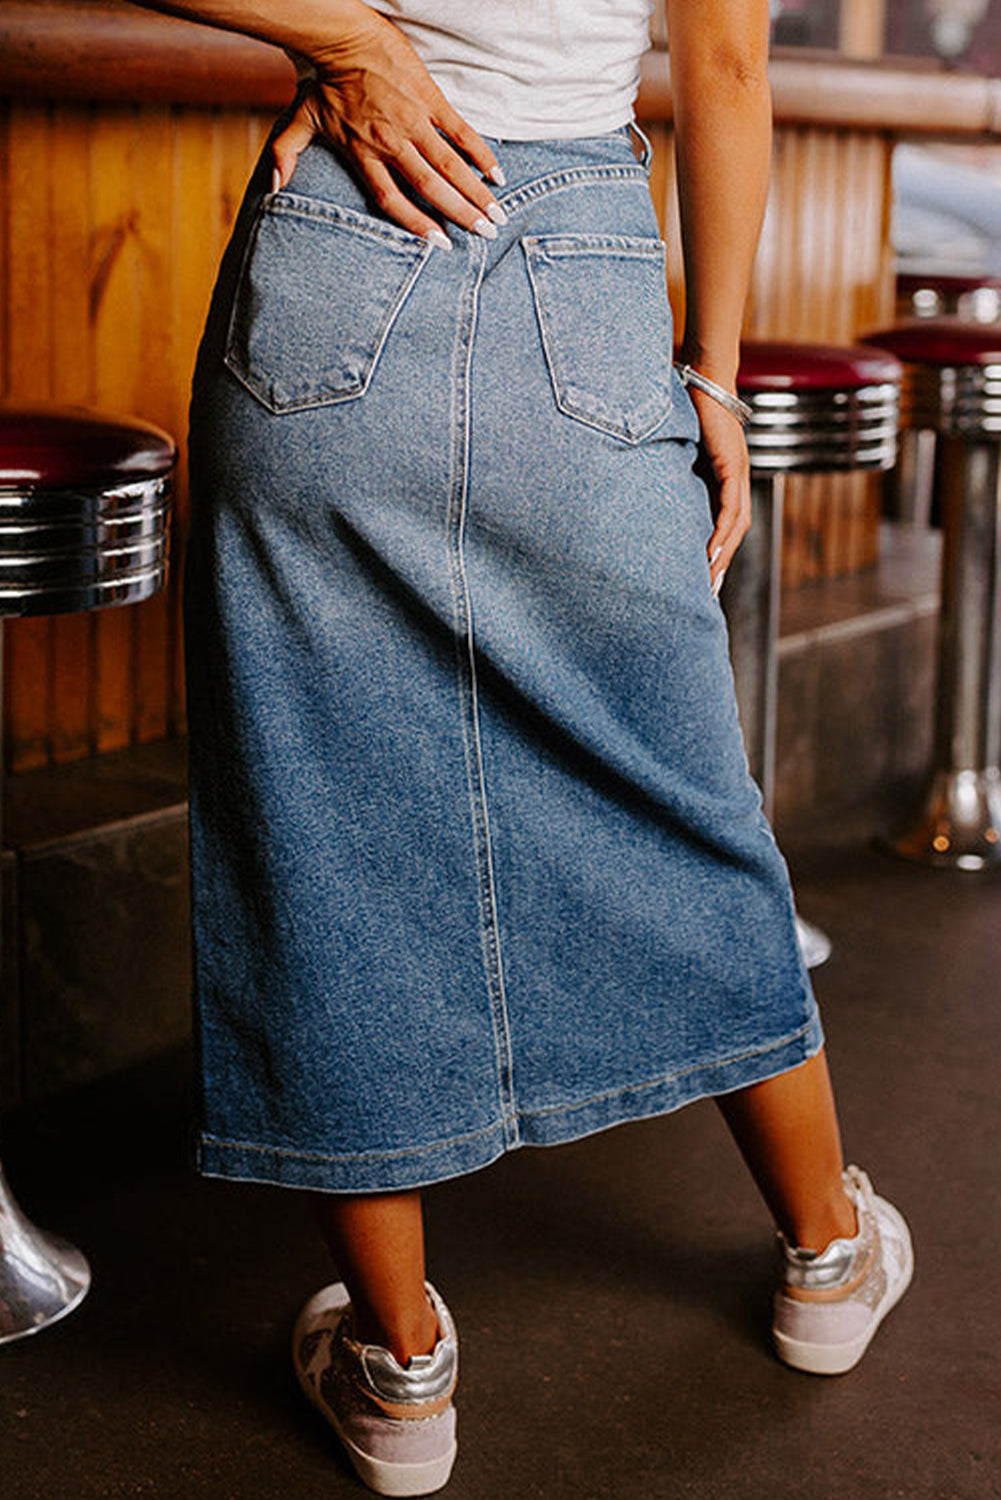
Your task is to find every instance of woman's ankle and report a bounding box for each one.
[785,1184,858,1253]
[351,1292,439,1365]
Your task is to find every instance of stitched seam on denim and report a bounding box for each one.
[200,1117,506,1165]
[523,236,665,257]
[221,196,268,393]
[520,1008,820,1121]
[497,164,648,220]
[445,243,519,1149]
[264,191,432,250]
[198,1010,819,1168]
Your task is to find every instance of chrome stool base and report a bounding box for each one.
[729,346,903,976]
[889,767,1001,871]
[0,404,175,1343]
[864,326,1001,872]
[0,1160,91,1344]
[796,915,833,969]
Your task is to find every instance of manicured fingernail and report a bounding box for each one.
[710,545,723,566]
[271,168,281,194]
[485,201,508,227]
[426,226,452,251]
[472,217,498,240]
[487,164,506,186]
[712,570,726,599]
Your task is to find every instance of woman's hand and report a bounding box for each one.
[273,11,506,246]
[688,385,752,593]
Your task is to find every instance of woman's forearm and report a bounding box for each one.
[666,0,773,388]
[128,0,384,63]
[129,1,504,241]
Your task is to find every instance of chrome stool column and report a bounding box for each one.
[865,321,1001,869]
[0,402,175,1342]
[723,343,902,966]
[888,275,1001,528]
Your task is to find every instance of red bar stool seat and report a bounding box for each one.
[888,280,1001,527]
[0,401,175,1343]
[0,404,175,617]
[723,342,902,965]
[864,319,1001,869]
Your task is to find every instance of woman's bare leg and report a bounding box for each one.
[716,1049,858,1250]
[309,1190,438,1364]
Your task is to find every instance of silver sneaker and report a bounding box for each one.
[772,1164,914,1375]
[293,1280,458,1495]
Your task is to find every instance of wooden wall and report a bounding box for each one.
[0,99,272,771]
[3,15,991,773]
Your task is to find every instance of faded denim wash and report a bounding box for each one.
[185,124,822,1194]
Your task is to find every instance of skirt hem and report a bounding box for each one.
[195,1003,824,1194]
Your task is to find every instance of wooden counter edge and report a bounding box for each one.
[3,0,1001,137]
[0,1,296,109]
[638,50,1001,136]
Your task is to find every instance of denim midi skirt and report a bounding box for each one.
[185,124,822,1193]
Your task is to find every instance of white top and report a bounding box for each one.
[296,1,654,141]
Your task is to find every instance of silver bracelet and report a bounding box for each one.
[675,363,753,427]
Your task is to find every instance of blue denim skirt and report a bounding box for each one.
[185,123,822,1193]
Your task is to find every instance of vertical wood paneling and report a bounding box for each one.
[746,126,894,343]
[647,123,895,344]
[0,97,272,772]
[132,106,175,746]
[0,90,900,767]
[746,126,895,584]
[91,104,142,754]
[49,102,96,763]
[0,102,9,397]
[5,104,55,771]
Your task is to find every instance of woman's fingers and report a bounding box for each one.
[689,388,752,587]
[356,153,453,244]
[272,96,321,190]
[432,98,505,187]
[279,15,509,237]
[707,469,751,587]
[271,87,507,244]
[396,137,506,237]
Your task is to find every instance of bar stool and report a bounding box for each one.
[890,276,1001,527]
[722,342,903,965]
[863,320,1001,870]
[0,402,175,1342]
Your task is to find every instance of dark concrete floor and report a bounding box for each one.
[2,838,999,1500]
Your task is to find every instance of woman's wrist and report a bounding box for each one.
[676,337,739,391]
[308,0,393,68]
[675,364,752,427]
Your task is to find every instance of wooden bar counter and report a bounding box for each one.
[2,1,1001,771]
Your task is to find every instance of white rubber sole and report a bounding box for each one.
[292,1297,457,1497]
[774,1198,915,1376]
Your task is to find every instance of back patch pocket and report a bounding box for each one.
[225,193,432,414]
[523,234,674,444]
